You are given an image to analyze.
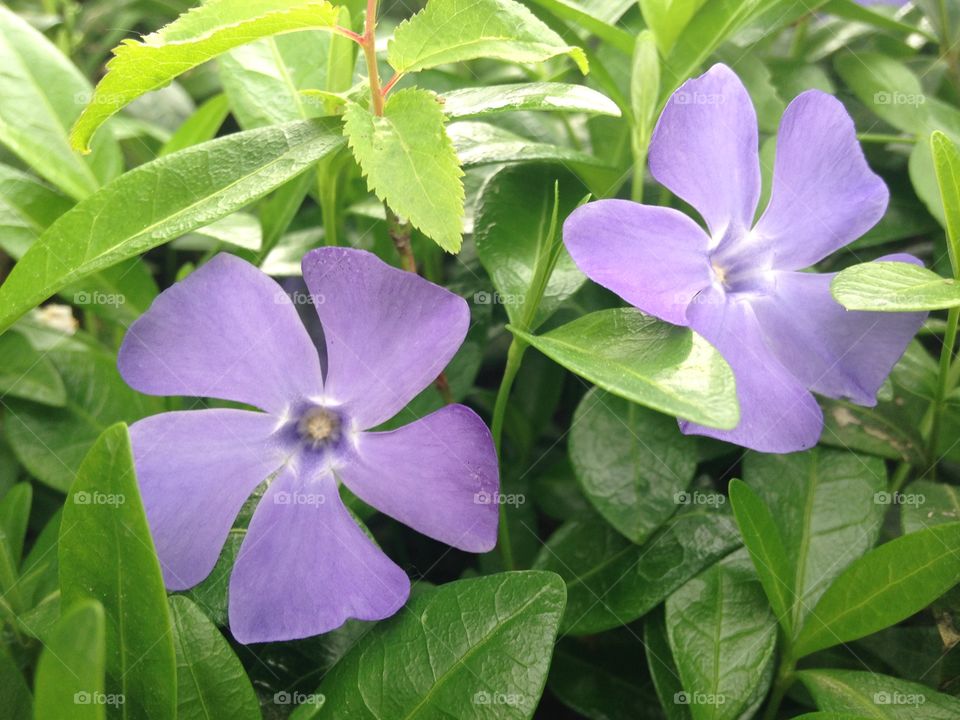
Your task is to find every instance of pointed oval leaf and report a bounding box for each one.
[442,83,620,119]
[387,0,588,75]
[59,423,176,720]
[70,0,340,151]
[797,670,960,719]
[0,331,66,407]
[0,120,345,334]
[900,480,960,534]
[316,571,566,719]
[832,262,960,312]
[510,308,739,429]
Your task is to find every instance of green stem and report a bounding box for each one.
[762,657,796,720]
[890,462,913,493]
[857,133,917,145]
[362,0,384,117]
[319,171,339,247]
[631,143,647,203]
[929,307,960,475]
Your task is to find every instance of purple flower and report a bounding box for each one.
[118,248,499,643]
[564,64,925,454]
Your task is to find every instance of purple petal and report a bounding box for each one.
[752,91,889,271]
[682,286,823,453]
[301,247,469,430]
[563,201,712,326]
[649,64,761,242]
[751,263,926,405]
[338,404,499,553]
[129,409,288,590]
[119,253,323,414]
[228,462,410,643]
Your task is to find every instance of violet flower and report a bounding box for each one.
[118,248,499,643]
[564,64,925,453]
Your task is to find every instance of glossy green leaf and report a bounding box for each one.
[345,89,464,252]
[0,645,31,718]
[0,6,120,200]
[900,480,960,535]
[644,607,691,720]
[441,83,619,119]
[666,551,776,720]
[387,0,588,75]
[832,262,960,312]
[169,596,260,720]
[474,164,585,330]
[798,670,960,719]
[533,503,740,634]
[70,0,341,151]
[511,308,739,429]
[932,130,960,274]
[0,483,31,614]
[34,600,107,720]
[0,119,345,334]
[5,347,162,492]
[0,331,66,407]
[525,0,635,54]
[631,30,660,161]
[447,121,610,169]
[18,508,61,610]
[59,423,176,720]
[728,479,794,636]
[317,571,566,718]
[639,0,707,55]
[743,449,886,641]
[794,522,960,658]
[569,388,696,544]
[0,164,74,259]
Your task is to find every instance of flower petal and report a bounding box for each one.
[563,201,712,326]
[752,90,889,270]
[129,409,288,590]
[751,261,926,405]
[228,463,410,643]
[338,404,499,553]
[682,286,823,453]
[649,64,761,242]
[119,253,323,414]
[301,247,469,429]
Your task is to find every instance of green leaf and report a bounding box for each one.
[743,449,886,643]
[832,262,960,312]
[794,522,960,658]
[474,164,585,330]
[631,30,660,157]
[59,423,176,720]
[447,121,611,169]
[441,83,619,119]
[797,670,960,719]
[344,88,464,252]
[510,308,739,429]
[639,0,707,55]
[0,119,345,334]
[569,388,696,544]
[316,571,566,718]
[70,0,341,152]
[169,596,260,720]
[728,479,794,636]
[0,6,120,200]
[932,130,960,275]
[524,0,636,54]
[0,331,66,407]
[0,164,74,259]
[0,483,31,614]
[5,347,162,492]
[900,480,960,534]
[533,503,741,634]
[644,607,691,720]
[159,94,230,156]
[0,645,32,718]
[34,600,107,720]
[18,509,61,610]
[792,715,873,720]
[823,0,934,39]
[666,551,777,720]
[386,0,588,75]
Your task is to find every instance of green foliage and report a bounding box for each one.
[832,261,960,312]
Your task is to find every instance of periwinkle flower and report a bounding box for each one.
[564,64,925,453]
[118,247,499,643]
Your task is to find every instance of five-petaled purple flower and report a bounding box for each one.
[118,247,499,643]
[564,64,926,453]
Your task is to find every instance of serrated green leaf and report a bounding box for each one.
[798,670,960,719]
[387,0,588,75]
[59,423,176,720]
[0,6,120,200]
[34,600,107,720]
[832,262,960,312]
[316,571,566,718]
[344,88,464,251]
[666,551,777,720]
[0,120,344,335]
[70,0,341,151]
[441,82,619,119]
[569,388,696,544]
[533,503,741,634]
[794,522,960,658]
[511,308,739,429]
[169,596,260,720]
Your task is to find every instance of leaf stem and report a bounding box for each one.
[331,25,364,44]
[362,0,384,116]
[929,307,960,476]
[857,132,917,145]
[762,657,795,720]
[385,203,416,273]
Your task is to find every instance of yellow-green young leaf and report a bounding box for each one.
[639,0,707,55]
[831,261,960,312]
[70,0,341,152]
[344,89,465,252]
[386,0,588,76]
[932,130,960,276]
